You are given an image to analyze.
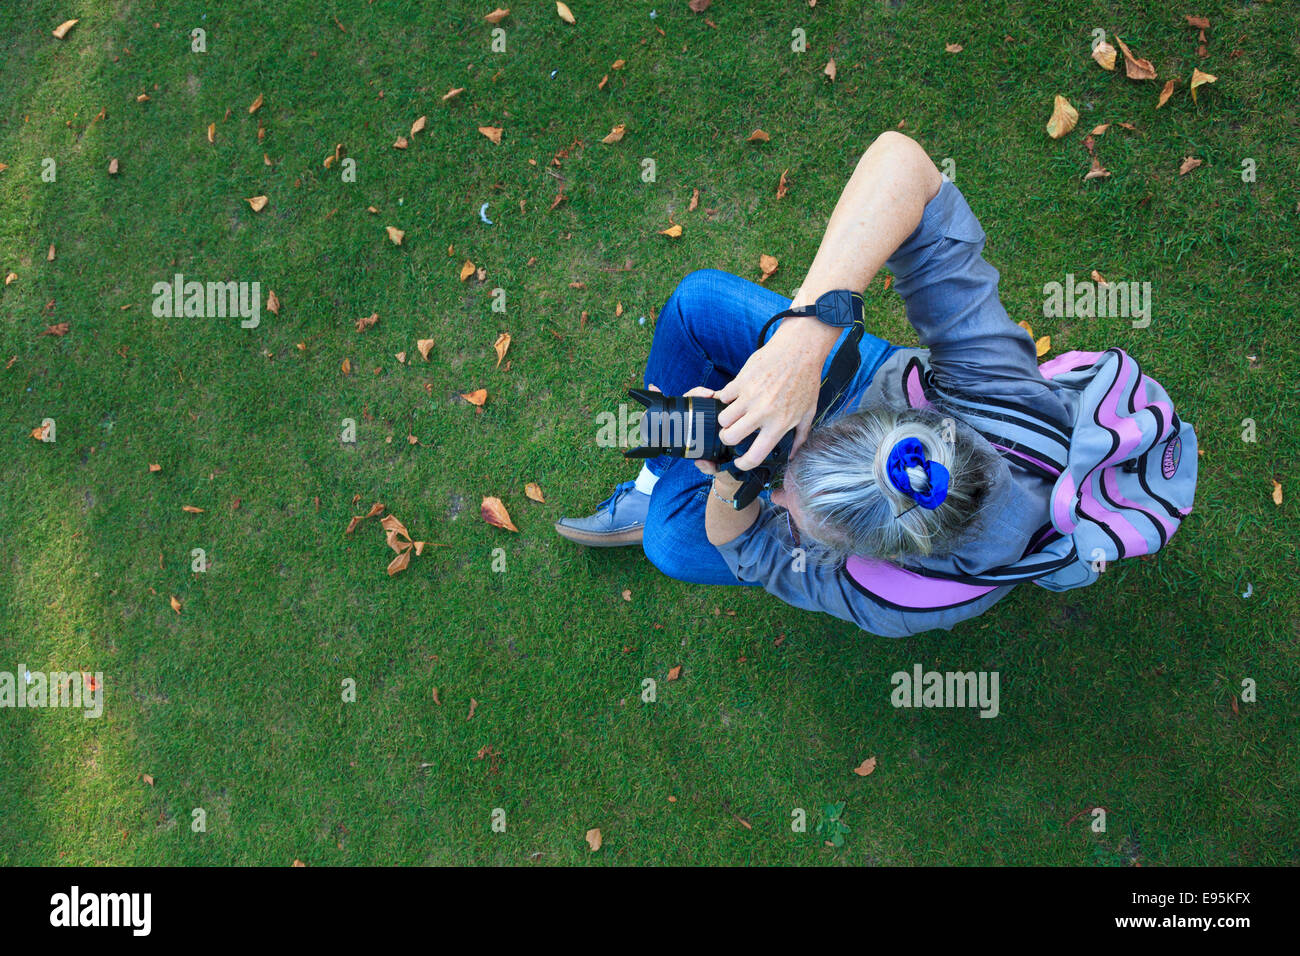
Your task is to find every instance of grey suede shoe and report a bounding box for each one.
[554,480,650,547]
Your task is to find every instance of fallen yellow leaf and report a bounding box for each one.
[660,223,683,238]
[170,595,182,614]
[417,338,435,360]
[478,126,503,144]
[246,195,268,213]
[1046,94,1078,139]
[52,18,78,40]
[1272,480,1283,506]
[410,115,427,137]
[460,260,476,281]
[746,129,770,143]
[248,92,264,114]
[385,226,404,245]
[461,388,487,406]
[1157,79,1175,108]
[584,828,602,851]
[556,2,576,24]
[493,332,511,368]
[601,124,626,144]
[1035,335,1051,357]
[1190,67,1217,104]
[525,482,545,503]
[1092,38,1116,70]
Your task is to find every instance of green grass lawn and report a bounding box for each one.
[1,0,1296,866]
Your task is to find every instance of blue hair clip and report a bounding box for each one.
[885,437,950,510]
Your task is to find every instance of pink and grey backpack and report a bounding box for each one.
[844,348,1198,611]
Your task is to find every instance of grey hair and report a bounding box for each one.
[783,404,1000,566]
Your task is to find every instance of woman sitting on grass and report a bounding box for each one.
[554,131,1190,637]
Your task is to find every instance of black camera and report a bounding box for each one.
[620,289,868,510]
[623,388,795,509]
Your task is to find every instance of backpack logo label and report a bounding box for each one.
[1161,434,1182,479]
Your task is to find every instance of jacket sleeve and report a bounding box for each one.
[885,177,1065,420]
[712,501,1018,638]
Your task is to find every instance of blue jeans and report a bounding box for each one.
[640,269,901,585]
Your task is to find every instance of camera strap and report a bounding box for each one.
[757,289,867,426]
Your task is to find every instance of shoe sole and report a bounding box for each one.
[553,521,644,547]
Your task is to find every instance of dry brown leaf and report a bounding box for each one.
[365,502,385,519]
[341,357,352,375]
[142,773,155,786]
[108,158,119,175]
[660,223,683,238]
[52,18,78,39]
[556,1,576,24]
[823,58,837,81]
[170,595,182,614]
[459,260,476,281]
[1190,67,1217,103]
[148,463,161,473]
[615,301,624,317]
[1272,480,1282,506]
[410,115,427,137]
[478,126,503,144]
[667,665,682,681]
[1017,319,1034,338]
[1035,335,1051,357]
[467,698,479,720]
[442,87,465,101]
[601,124,627,145]
[584,828,602,851]
[1115,36,1157,80]
[266,290,280,315]
[481,496,519,532]
[688,187,699,211]
[182,505,204,514]
[417,338,435,360]
[1084,156,1111,181]
[1091,269,1108,285]
[776,168,790,199]
[525,482,545,503]
[621,589,632,602]
[136,93,150,103]
[485,8,510,24]
[944,42,963,53]
[248,93,264,114]
[395,351,406,364]
[1179,156,1203,176]
[1091,123,1111,135]
[759,254,779,281]
[356,312,378,332]
[380,513,410,541]
[246,195,268,213]
[853,756,877,776]
[30,424,48,441]
[4,272,16,286]
[492,332,511,368]
[461,388,487,406]
[1157,79,1175,108]
[386,548,411,576]
[1092,38,1117,70]
[207,122,215,144]
[1046,95,1078,139]
[47,244,56,261]
[385,226,404,245]
[40,322,69,336]
[392,136,409,150]
[746,129,770,143]
[344,515,364,535]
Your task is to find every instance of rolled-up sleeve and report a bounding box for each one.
[885,177,1057,407]
[713,502,1017,638]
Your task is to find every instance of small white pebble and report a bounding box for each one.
[638,315,646,326]
[650,10,657,18]
[1241,583,1253,599]
[397,197,404,206]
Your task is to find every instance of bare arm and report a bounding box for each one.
[714,131,944,473]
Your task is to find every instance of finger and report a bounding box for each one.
[693,459,719,475]
[791,414,814,458]
[716,400,748,429]
[718,412,759,448]
[733,429,779,472]
[647,383,661,393]
[681,386,715,399]
[715,379,741,404]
